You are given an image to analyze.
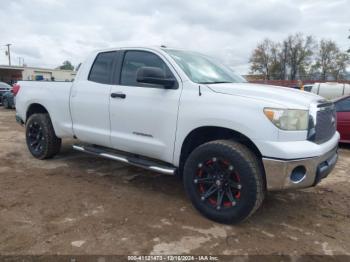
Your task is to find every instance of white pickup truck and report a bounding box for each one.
[15,46,339,224]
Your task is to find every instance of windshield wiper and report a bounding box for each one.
[198,81,232,84]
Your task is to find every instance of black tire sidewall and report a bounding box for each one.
[184,141,261,224]
[26,114,51,159]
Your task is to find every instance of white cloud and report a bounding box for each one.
[0,0,349,74]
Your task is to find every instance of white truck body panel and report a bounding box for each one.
[15,81,73,137]
[310,82,350,99]
[15,46,339,175]
[70,79,112,148]
[109,48,184,162]
[109,83,182,162]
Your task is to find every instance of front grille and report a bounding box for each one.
[313,105,336,144]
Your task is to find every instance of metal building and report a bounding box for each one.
[0,65,76,84]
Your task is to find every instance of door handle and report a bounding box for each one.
[111,92,126,99]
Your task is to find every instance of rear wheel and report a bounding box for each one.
[26,113,62,159]
[183,140,265,224]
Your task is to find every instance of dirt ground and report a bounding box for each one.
[0,107,349,256]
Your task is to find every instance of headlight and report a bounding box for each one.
[263,108,309,130]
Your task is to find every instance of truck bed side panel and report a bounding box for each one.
[16,81,74,138]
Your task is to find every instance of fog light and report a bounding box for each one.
[290,166,306,183]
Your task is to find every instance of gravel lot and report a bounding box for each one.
[0,107,349,256]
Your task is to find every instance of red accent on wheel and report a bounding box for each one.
[195,158,242,210]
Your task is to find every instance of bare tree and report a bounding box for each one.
[332,52,349,80]
[57,60,74,71]
[314,39,339,80]
[249,34,349,81]
[249,33,315,80]
[313,39,349,80]
[286,34,315,80]
[268,42,282,80]
[277,40,289,80]
[249,39,282,80]
[249,39,273,80]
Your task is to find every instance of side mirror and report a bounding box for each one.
[136,66,176,89]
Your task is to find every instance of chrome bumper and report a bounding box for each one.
[263,147,338,191]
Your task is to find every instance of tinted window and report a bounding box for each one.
[88,52,116,84]
[336,98,350,112]
[303,85,313,92]
[120,51,175,87]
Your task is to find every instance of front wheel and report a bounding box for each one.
[183,140,265,224]
[26,113,62,159]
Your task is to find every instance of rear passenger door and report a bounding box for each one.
[70,51,120,147]
[109,50,182,163]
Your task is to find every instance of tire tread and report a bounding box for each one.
[183,139,265,224]
[26,113,61,159]
[211,140,265,219]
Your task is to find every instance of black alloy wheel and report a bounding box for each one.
[195,157,242,210]
[25,113,61,159]
[183,140,265,224]
[27,121,45,154]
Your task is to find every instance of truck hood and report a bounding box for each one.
[207,83,324,109]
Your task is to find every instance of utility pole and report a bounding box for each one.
[18,57,24,67]
[5,44,11,66]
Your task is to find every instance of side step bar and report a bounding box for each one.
[72,144,176,175]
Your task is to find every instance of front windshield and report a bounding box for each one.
[164,49,246,84]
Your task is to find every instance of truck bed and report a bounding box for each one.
[15,81,74,137]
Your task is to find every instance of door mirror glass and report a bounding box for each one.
[136,66,176,89]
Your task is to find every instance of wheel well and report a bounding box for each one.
[26,103,49,121]
[179,126,264,178]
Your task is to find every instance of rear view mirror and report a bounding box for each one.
[136,66,176,89]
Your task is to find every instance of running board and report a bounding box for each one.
[72,144,176,175]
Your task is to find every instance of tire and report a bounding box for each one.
[25,113,62,159]
[183,140,265,224]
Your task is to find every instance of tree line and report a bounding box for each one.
[249,33,350,81]
[57,60,75,71]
